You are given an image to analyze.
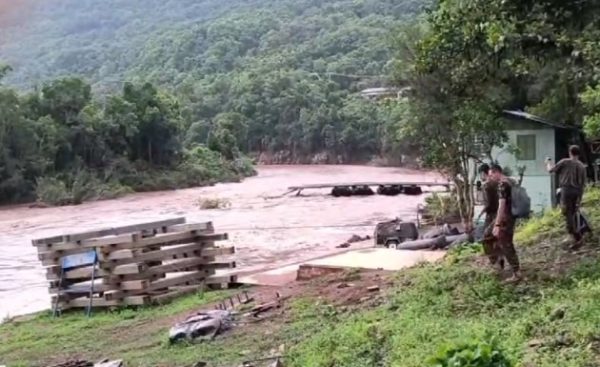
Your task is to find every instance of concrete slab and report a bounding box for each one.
[238,248,445,286]
[306,248,445,271]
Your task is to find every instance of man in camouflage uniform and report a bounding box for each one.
[478,164,503,269]
[489,164,521,282]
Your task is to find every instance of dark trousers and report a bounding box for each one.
[560,186,582,241]
[482,215,520,271]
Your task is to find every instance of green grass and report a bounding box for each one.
[2,189,600,367]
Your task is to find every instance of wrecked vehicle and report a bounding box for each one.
[169,310,234,343]
[373,219,419,249]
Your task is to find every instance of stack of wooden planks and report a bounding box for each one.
[32,217,237,311]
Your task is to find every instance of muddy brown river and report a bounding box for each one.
[0,165,442,318]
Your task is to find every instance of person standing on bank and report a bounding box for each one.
[477,164,504,269]
[546,145,587,248]
[489,164,522,282]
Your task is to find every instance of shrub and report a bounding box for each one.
[35,172,133,206]
[422,192,462,225]
[197,197,231,209]
[428,339,512,367]
[35,177,71,206]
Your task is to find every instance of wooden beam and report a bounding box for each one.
[103,270,215,301]
[45,263,145,280]
[33,217,187,246]
[57,295,150,308]
[39,233,138,252]
[163,222,213,234]
[150,284,206,304]
[49,278,148,293]
[146,271,210,292]
[104,243,234,267]
[41,231,226,255]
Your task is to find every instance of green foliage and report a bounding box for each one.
[0,0,427,164]
[428,339,513,367]
[0,73,253,205]
[580,85,600,139]
[516,187,600,246]
[34,177,71,206]
[197,197,231,210]
[422,193,461,224]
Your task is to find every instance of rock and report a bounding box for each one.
[549,307,566,321]
[94,361,124,367]
[337,282,351,289]
[336,242,351,248]
[367,286,380,292]
[359,296,372,303]
[527,339,544,348]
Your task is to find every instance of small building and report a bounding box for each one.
[482,110,582,213]
[359,87,410,100]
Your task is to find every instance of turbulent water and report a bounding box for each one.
[0,165,443,318]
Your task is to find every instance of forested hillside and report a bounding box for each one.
[0,0,424,164]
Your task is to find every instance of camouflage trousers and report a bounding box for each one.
[482,215,520,272]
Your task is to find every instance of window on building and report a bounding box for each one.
[516,134,536,161]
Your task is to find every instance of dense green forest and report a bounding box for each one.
[0,68,255,205]
[1,0,424,166]
[0,0,426,205]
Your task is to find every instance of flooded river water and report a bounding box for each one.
[0,165,442,318]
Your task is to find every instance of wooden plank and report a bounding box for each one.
[47,263,147,280]
[37,231,225,255]
[99,249,136,261]
[147,271,210,292]
[163,222,213,234]
[32,217,186,246]
[205,275,239,289]
[115,232,227,251]
[57,295,150,308]
[49,278,148,294]
[104,243,234,267]
[143,258,233,275]
[105,261,234,282]
[150,284,206,304]
[103,270,215,301]
[40,233,137,252]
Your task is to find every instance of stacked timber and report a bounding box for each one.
[32,217,236,311]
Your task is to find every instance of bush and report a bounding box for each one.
[35,177,72,206]
[35,172,133,206]
[428,339,513,367]
[422,192,462,225]
[197,197,231,209]
[230,156,257,177]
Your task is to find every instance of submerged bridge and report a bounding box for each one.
[287,181,452,197]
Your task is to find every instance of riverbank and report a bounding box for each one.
[0,165,440,319]
[2,188,599,366]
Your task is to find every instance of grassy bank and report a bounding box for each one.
[2,190,600,367]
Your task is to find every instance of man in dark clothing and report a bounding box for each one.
[489,164,521,282]
[546,145,587,247]
[478,164,503,268]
